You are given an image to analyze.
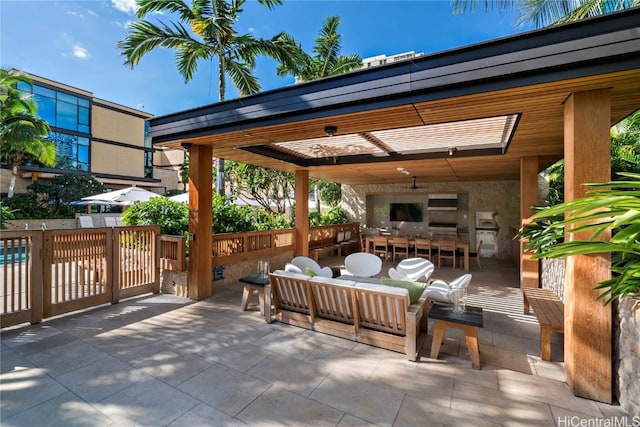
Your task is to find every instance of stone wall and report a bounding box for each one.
[616,294,640,416]
[342,180,520,261]
[4,219,77,230]
[160,251,294,296]
[539,260,638,415]
[541,258,565,301]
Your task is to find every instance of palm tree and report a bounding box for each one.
[0,69,55,198]
[118,0,303,195]
[276,15,361,82]
[451,0,640,28]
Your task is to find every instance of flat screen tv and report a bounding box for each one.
[390,203,423,222]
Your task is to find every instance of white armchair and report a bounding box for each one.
[388,258,434,282]
[344,252,382,278]
[289,256,333,278]
[423,274,472,303]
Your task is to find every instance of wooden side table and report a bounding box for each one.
[239,274,270,316]
[428,303,483,369]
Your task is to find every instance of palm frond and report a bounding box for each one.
[451,0,519,14]
[136,0,195,20]
[224,59,261,96]
[118,20,201,72]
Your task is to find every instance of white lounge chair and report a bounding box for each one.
[344,252,382,278]
[423,274,472,303]
[288,256,333,278]
[388,258,434,282]
[78,216,94,228]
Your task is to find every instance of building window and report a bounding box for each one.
[144,151,153,178]
[17,81,91,171]
[46,132,90,171]
[18,81,91,133]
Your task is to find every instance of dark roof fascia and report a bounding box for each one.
[150,8,640,144]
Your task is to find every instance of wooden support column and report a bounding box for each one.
[563,89,612,403]
[520,156,540,288]
[187,144,213,300]
[294,169,309,257]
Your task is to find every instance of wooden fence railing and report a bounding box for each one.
[158,235,186,272]
[211,223,361,266]
[309,223,360,248]
[212,229,295,266]
[1,223,361,326]
[1,226,160,328]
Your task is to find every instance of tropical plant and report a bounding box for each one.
[0,204,15,229]
[308,206,348,227]
[528,172,640,304]
[121,197,189,236]
[311,178,342,207]
[452,0,640,28]
[2,174,107,219]
[118,0,303,195]
[516,207,565,254]
[0,69,55,198]
[540,109,639,206]
[224,161,294,214]
[276,15,362,82]
[211,194,292,233]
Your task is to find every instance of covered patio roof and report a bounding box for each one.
[148,8,640,405]
[149,8,640,185]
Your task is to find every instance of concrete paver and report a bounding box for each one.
[0,258,630,426]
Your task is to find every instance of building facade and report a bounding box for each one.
[361,51,424,69]
[1,71,184,196]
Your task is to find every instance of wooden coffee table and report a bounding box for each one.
[428,303,484,369]
[239,274,270,316]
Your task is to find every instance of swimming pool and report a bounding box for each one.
[0,246,28,264]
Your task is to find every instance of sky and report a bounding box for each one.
[0,0,533,117]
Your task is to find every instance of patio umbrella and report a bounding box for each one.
[79,186,162,206]
[169,192,189,203]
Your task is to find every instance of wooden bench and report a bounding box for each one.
[310,243,342,262]
[522,288,564,361]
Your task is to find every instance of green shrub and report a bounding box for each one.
[0,203,14,229]
[121,197,189,236]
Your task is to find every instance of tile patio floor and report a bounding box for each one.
[0,257,630,426]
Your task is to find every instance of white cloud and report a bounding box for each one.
[114,20,134,29]
[111,0,138,15]
[73,45,90,59]
[248,27,255,33]
[87,10,98,17]
[67,10,83,18]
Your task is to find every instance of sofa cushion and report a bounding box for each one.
[380,277,427,304]
[272,270,311,280]
[309,276,356,287]
[355,282,410,298]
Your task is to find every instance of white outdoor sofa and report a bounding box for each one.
[266,270,429,361]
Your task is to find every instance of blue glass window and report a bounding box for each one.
[46,132,89,171]
[18,82,93,172]
[56,101,78,130]
[18,82,90,133]
[144,151,153,178]
[33,85,55,98]
[34,94,56,125]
